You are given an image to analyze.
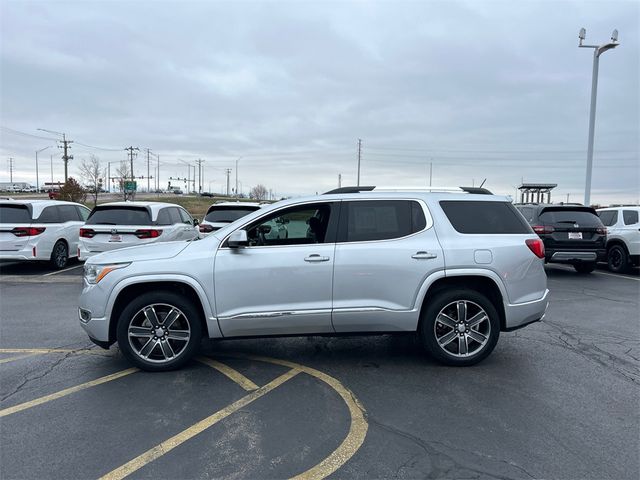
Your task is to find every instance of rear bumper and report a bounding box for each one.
[503,289,549,331]
[0,253,35,261]
[547,249,606,263]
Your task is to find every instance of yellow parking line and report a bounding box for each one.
[0,353,40,364]
[196,356,259,391]
[0,348,108,356]
[99,368,300,480]
[0,368,138,418]
[230,354,369,480]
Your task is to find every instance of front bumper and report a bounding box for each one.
[503,289,549,331]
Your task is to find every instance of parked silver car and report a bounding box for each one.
[78,188,548,371]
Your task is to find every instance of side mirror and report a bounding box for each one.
[193,218,199,226]
[228,229,248,248]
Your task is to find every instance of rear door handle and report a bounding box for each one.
[412,251,437,260]
[304,254,330,262]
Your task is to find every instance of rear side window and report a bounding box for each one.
[37,206,60,223]
[623,210,639,225]
[58,205,81,222]
[440,201,531,234]
[86,207,152,225]
[598,210,618,227]
[539,208,602,227]
[0,205,31,223]
[518,207,535,223]
[77,206,90,221]
[341,200,425,242]
[168,208,182,224]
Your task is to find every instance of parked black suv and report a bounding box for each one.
[515,204,606,273]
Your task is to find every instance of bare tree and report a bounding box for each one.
[79,155,106,207]
[116,162,133,200]
[249,184,268,201]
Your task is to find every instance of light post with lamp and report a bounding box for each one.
[35,146,53,193]
[578,28,620,206]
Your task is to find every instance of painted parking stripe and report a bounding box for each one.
[196,356,259,391]
[42,264,84,276]
[99,368,301,480]
[548,264,640,281]
[0,353,40,365]
[0,348,109,356]
[0,368,138,418]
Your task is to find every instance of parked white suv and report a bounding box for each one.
[0,200,90,268]
[78,187,548,371]
[78,202,199,261]
[597,206,640,272]
[199,201,262,235]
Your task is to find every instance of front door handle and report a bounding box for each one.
[304,254,330,262]
[412,251,437,260]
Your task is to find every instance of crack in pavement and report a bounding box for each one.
[0,341,96,403]
[367,415,535,479]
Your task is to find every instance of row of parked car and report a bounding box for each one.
[0,197,638,274]
[0,199,264,269]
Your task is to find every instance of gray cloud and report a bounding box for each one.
[1,0,638,203]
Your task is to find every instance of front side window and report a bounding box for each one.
[623,210,639,226]
[58,205,81,222]
[178,208,193,225]
[244,203,334,246]
[77,206,90,221]
[340,200,426,242]
[168,208,183,225]
[598,210,618,227]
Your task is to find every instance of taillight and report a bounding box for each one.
[134,229,162,239]
[526,238,545,259]
[532,225,554,235]
[80,228,96,238]
[596,227,607,235]
[11,227,46,237]
[199,224,214,233]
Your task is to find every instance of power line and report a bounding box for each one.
[1,126,57,142]
[74,141,124,152]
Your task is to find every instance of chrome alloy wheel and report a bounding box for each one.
[127,303,191,364]
[433,300,491,358]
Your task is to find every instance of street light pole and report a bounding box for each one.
[235,156,242,198]
[578,28,619,206]
[35,146,52,193]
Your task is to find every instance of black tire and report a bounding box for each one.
[116,291,202,372]
[50,240,68,269]
[419,289,500,366]
[574,262,596,274]
[607,245,629,273]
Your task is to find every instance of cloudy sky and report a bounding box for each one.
[1,0,638,204]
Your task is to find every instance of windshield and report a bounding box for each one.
[86,206,152,225]
[540,209,602,227]
[0,205,31,223]
[204,206,259,223]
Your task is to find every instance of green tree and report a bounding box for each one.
[58,177,87,203]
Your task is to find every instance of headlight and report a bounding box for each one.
[84,263,130,284]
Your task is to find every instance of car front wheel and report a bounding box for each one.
[420,289,500,366]
[116,291,202,371]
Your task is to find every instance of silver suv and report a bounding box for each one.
[78,188,548,371]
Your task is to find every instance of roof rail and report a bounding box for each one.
[323,185,493,195]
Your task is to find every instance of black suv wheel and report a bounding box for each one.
[607,244,629,273]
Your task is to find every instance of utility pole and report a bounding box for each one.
[235,157,242,198]
[195,158,205,194]
[125,146,139,181]
[578,28,620,206]
[146,149,151,192]
[157,154,160,192]
[8,157,14,184]
[225,168,232,196]
[50,155,53,185]
[37,129,73,183]
[357,138,362,186]
[338,173,342,188]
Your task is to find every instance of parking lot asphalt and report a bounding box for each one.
[1,265,639,479]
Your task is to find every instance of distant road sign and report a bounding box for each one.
[124,181,137,192]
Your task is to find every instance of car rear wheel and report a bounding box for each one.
[50,240,68,269]
[607,245,629,273]
[116,291,202,372]
[419,289,500,366]
[573,262,596,274]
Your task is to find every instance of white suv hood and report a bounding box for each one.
[86,240,192,264]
